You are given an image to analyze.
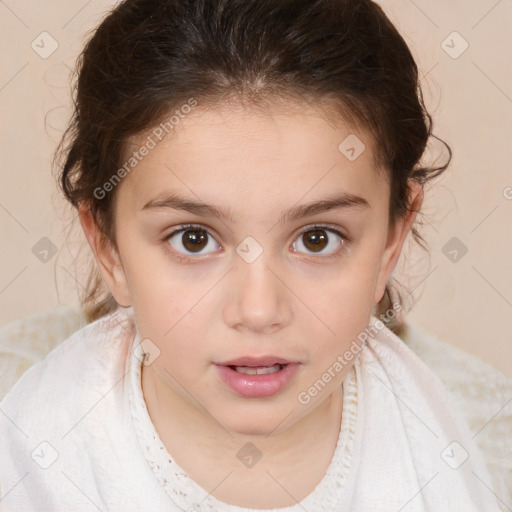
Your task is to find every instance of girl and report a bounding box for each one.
[0,0,505,510]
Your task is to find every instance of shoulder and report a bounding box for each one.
[400,321,512,419]
[0,308,135,441]
[0,308,158,510]
[0,305,87,401]
[400,320,512,504]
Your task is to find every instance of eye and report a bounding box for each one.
[163,223,348,262]
[164,224,221,258]
[291,225,347,257]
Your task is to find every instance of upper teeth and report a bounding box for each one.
[234,364,282,375]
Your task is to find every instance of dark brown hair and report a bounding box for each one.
[55,0,451,336]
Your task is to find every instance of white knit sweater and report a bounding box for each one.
[0,306,510,510]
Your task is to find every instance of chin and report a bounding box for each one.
[219,408,294,437]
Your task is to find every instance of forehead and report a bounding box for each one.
[129,95,380,160]
[118,97,389,214]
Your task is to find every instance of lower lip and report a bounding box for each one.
[214,363,300,398]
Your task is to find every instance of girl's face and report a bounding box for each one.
[81,98,421,435]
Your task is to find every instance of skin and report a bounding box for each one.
[79,97,423,508]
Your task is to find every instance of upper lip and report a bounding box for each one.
[216,356,297,367]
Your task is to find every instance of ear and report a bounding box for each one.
[78,205,131,307]
[373,182,424,305]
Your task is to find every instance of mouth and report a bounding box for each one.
[216,355,297,368]
[214,361,300,397]
[227,363,286,375]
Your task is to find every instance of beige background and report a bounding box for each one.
[0,0,511,377]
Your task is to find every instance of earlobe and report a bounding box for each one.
[373,183,424,305]
[77,205,131,307]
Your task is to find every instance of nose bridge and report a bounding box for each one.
[227,241,289,332]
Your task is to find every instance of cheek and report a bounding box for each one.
[318,288,374,350]
[130,282,202,343]
[131,299,211,377]
[118,234,181,304]
[123,258,212,356]
[299,255,379,354]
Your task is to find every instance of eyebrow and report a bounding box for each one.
[141,192,370,224]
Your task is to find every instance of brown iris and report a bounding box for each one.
[302,229,328,252]
[181,229,208,253]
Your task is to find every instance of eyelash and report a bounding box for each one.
[162,223,350,262]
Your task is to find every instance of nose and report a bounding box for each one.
[223,252,291,334]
